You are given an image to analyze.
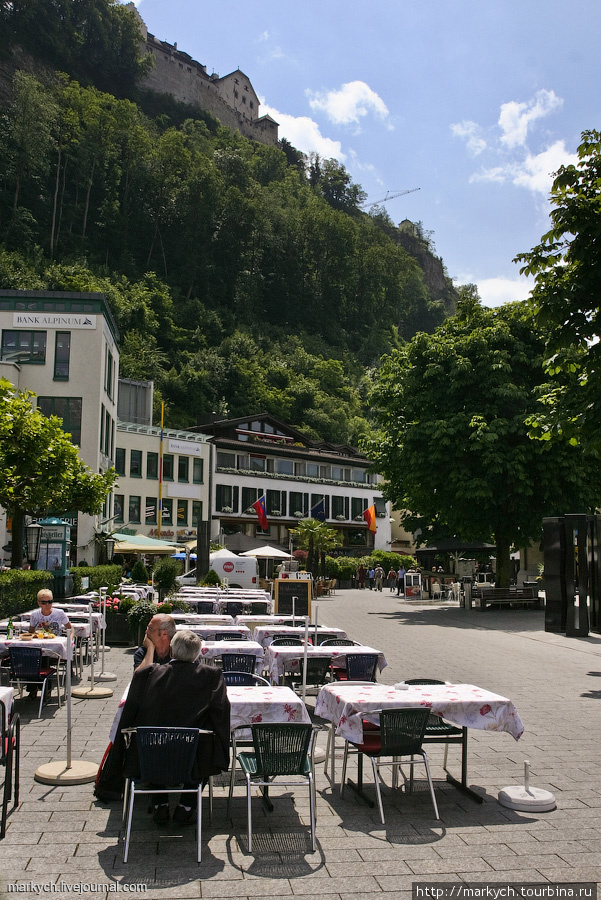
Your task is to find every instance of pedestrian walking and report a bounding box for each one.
[374,565,384,591]
[368,567,375,590]
[387,567,397,592]
[396,565,406,597]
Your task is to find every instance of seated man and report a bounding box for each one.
[118,629,230,825]
[133,614,175,670]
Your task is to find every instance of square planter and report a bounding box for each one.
[105,613,133,645]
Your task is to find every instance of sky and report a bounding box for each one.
[126,0,600,307]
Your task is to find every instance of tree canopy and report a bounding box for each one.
[515,129,601,446]
[0,378,116,567]
[364,294,601,585]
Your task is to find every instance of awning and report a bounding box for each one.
[112,532,180,555]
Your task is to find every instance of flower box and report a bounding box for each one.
[105,613,133,645]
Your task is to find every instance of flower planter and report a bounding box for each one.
[105,613,133,645]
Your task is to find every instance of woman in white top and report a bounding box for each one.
[29,589,72,635]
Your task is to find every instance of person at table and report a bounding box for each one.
[28,589,72,635]
[118,629,230,825]
[133,614,176,670]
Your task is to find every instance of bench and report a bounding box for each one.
[473,586,541,610]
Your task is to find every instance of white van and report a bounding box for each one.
[176,552,259,589]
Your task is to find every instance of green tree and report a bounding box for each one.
[364,295,601,586]
[515,129,601,446]
[0,378,116,567]
[290,518,341,577]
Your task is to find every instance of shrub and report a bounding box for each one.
[126,600,157,643]
[130,560,149,584]
[157,602,173,614]
[114,596,136,616]
[325,556,358,580]
[0,570,53,618]
[152,558,179,600]
[69,564,122,595]
[201,568,221,586]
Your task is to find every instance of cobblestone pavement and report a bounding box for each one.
[0,589,599,899]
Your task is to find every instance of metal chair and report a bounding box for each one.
[0,711,20,840]
[284,657,331,695]
[249,602,270,614]
[271,637,304,646]
[340,707,439,824]
[122,727,211,863]
[213,632,247,641]
[320,638,358,646]
[221,653,256,674]
[402,679,465,770]
[333,653,379,683]
[222,672,269,686]
[228,722,318,852]
[221,602,245,617]
[190,601,216,614]
[8,647,62,718]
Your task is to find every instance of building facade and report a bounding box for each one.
[192,414,392,554]
[0,289,119,564]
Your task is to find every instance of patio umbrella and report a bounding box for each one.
[171,552,197,560]
[240,545,292,559]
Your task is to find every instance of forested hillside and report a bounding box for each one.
[0,0,458,443]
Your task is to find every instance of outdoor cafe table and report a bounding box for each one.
[264,643,387,684]
[254,624,349,648]
[171,614,234,626]
[198,640,264,671]
[315,681,524,803]
[0,685,14,731]
[235,615,300,634]
[11,618,91,640]
[175,623,252,641]
[227,684,311,731]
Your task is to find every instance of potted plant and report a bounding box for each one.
[126,600,157,646]
[104,596,136,645]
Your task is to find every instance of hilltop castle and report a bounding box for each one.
[127,5,279,146]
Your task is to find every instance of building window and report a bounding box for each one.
[147,452,158,479]
[161,498,173,524]
[289,491,308,518]
[294,462,306,477]
[104,409,111,457]
[352,468,367,483]
[37,396,82,445]
[267,490,285,516]
[216,484,238,513]
[100,404,105,453]
[178,456,189,482]
[306,462,319,478]
[275,458,294,475]
[177,500,188,525]
[242,487,258,513]
[130,450,142,477]
[129,495,141,523]
[1,330,46,364]
[192,458,203,483]
[332,495,349,520]
[217,451,236,468]
[114,494,124,523]
[105,348,114,399]
[145,498,157,524]
[192,500,202,526]
[351,497,367,520]
[162,454,174,481]
[54,332,70,380]
[374,497,387,518]
[249,455,266,472]
[311,494,329,519]
[115,448,126,476]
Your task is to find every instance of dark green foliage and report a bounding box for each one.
[152,558,179,600]
[0,570,53,618]
[201,569,221,586]
[69,564,122,594]
[130,560,149,584]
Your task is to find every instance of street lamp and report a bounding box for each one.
[105,537,115,562]
[25,522,42,567]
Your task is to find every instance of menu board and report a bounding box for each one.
[274,579,312,617]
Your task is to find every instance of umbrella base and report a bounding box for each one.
[35,759,98,785]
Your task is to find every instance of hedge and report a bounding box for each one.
[0,570,54,618]
[69,565,123,595]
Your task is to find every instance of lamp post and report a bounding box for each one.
[25,522,42,568]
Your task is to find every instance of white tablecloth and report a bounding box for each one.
[0,685,14,730]
[0,635,72,661]
[198,640,264,670]
[315,682,524,744]
[254,625,348,648]
[171,614,234,625]
[175,623,252,640]
[264,644,387,683]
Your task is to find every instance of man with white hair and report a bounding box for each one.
[118,629,230,825]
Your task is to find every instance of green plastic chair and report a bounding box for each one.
[228,722,318,852]
[340,707,439,824]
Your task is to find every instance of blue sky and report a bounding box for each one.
[127,0,600,307]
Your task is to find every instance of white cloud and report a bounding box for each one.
[476,276,535,308]
[450,120,487,155]
[260,102,345,161]
[307,81,390,128]
[499,89,563,148]
[470,140,577,196]
[257,31,270,42]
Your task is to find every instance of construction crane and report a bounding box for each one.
[359,187,420,209]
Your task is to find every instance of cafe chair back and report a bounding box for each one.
[271,637,304,646]
[320,638,358,646]
[228,722,318,852]
[249,602,270,614]
[8,647,61,719]
[223,671,269,686]
[401,679,465,770]
[122,726,212,863]
[221,653,256,674]
[285,657,331,695]
[221,602,245,617]
[214,632,247,641]
[341,707,439,824]
[334,653,379,683]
